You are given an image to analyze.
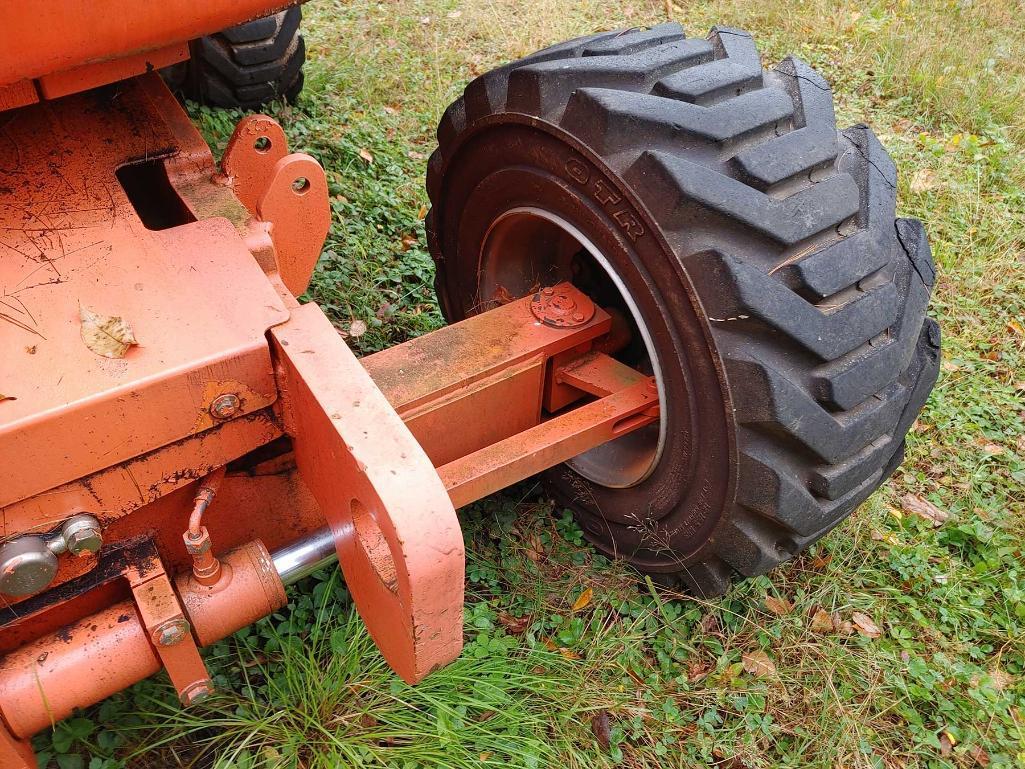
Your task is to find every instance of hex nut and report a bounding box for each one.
[61,514,103,557]
[180,680,214,707]
[66,526,102,556]
[184,527,212,556]
[209,393,241,419]
[153,618,191,647]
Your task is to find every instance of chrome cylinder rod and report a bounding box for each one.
[272,527,337,586]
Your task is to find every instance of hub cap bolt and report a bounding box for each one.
[209,393,241,419]
[530,284,597,328]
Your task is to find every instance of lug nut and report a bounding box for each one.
[153,618,191,647]
[61,514,103,557]
[209,393,241,419]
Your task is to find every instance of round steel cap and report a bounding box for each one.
[530,285,596,328]
[0,537,59,597]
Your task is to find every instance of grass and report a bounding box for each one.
[32,1,1025,767]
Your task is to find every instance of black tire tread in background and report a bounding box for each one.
[168,8,305,110]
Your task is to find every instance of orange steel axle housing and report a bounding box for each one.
[0,41,660,769]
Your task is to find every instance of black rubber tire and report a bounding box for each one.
[165,8,305,110]
[426,23,941,596]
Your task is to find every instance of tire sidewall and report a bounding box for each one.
[430,116,737,570]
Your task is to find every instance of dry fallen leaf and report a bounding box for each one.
[79,305,138,358]
[400,233,418,252]
[810,608,835,634]
[901,493,950,527]
[417,204,429,220]
[687,659,710,682]
[1008,320,1024,337]
[742,650,776,677]
[699,613,720,635]
[910,168,937,193]
[446,9,462,18]
[852,611,882,638]
[498,612,530,635]
[810,553,833,570]
[524,532,543,563]
[348,320,368,339]
[590,710,611,750]
[764,594,793,616]
[987,668,1014,692]
[358,147,374,164]
[572,587,593,612]
[938,729,956,757]
[967,744,991,767]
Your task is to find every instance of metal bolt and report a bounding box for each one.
[61,514,103,557]
[180,680,214,707]
[209,393,241,419]
[153,618,191,647]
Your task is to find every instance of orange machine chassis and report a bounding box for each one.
[0,73,658,767]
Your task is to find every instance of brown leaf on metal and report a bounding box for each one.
[901,493,950,527]
[590,710,611,750]
[810,608,835,634]
[571,587,593,612]
[741,650,776,677]
[79,305,138,358]
[764,594,793,616]
[852,611,882,638]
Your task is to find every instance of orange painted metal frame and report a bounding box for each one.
[0,2,299,90]
[0,68,661,769]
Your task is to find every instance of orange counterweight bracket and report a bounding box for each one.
[271,304,466,684]
[271,283,659,683]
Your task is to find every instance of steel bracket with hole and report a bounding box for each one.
[222,114,331,297]
[269,302,466,683]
